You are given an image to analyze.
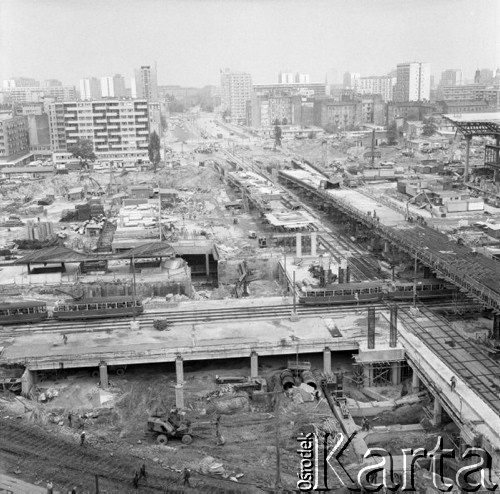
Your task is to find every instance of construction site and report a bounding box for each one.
[1,112,500,493]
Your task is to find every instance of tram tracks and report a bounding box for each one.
[1,299,473,337]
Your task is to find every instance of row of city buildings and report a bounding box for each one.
[1,66,160,104]
[220,63,500,130]
[1,63,499,167]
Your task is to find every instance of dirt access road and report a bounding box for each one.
[0,417,261,493]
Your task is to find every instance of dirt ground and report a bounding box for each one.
[0,357,360,493]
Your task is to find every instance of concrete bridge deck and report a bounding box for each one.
[0,310,376,371]
[395,306,500,460]
[279,169,500,312]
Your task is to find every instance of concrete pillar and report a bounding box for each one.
[412,370,420,393]
[205,254,210,278]
[391,362,401,385]
[363,364,373,387]
[296,233,302,257]
[323,347,332,374]
[311,232,317,257]
[492,314,500,340]
[464,136,471,183]
[176,356,184,385]
[21,369,36,398]
[250,351,258,378]
[99,362,109,389]
[175,384,184,410]
[432,398,443,426]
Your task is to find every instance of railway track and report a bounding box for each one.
[0,299,476,337]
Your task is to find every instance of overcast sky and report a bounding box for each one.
[1,0,499,87]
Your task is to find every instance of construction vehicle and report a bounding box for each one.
[147,409,193,445]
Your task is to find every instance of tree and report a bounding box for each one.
[68,138,96,169]
[386,121,399,145]
[422,118,437,137]
[273,124,282,150]
[148,131,161,172]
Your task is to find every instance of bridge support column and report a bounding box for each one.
[391,362,401,385]
[323,347,332,374]
[250,351,259,379]
[296,233,302,257]
[21,369,37,398]
[176,356,184,385]
[412,370,420,393]
[99,362,109,389]
[205,254,210,279]
[492,314,500,340]
[432,398,443,426]
[311,232,317,257]
[363,364,373,387]
[175,384,184,410]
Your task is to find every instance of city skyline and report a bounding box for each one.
[1,0,499,88]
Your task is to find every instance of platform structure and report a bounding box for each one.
[394,306,500,473]
[279,169,500,312]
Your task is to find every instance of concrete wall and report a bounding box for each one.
[218,256,280,284]
[40,279,193,299]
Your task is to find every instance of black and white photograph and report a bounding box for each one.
[0,0,499,492]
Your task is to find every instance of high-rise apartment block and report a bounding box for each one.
[279,72,295,84]
[43,79,63,87]
[48,99,149,163]
[113,74,127,98]
[1,86,77,103]
[220,69,253,124]
[439,69,462,87]
[343,72,360,89]
[2,78,40,89]
[80,78,102,100]
[354,76,395,102]
[279,72,310,84]
[393,62,430,102]
[134,66,158,102]
[0,114,30,160]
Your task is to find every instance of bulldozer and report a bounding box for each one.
[147,409,193,445]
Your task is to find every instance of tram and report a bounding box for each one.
[299,279,454,306]
[0,301,49,325]
[52,296,144,320]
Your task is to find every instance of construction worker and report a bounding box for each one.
[132,471,139,489]
[80,429,86,446]
[63,334,68,345]
[46,480,53,494]
[183,468,191,487]
[139,463,147,480]
[362,417,370,432]
[68,412,72,428]
[450,376,457,392]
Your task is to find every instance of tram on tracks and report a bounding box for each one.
[299,279,455,306]
[0,301,49,325]
[52,296,144,320]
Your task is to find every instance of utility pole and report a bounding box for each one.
[158,182,162,241]
[413,250,418,308]
[371,129,375,167]
[274,392,282,491]
[292,270,297,315]
[132,254,137,321]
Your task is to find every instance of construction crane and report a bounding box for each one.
[79,171,105,197]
